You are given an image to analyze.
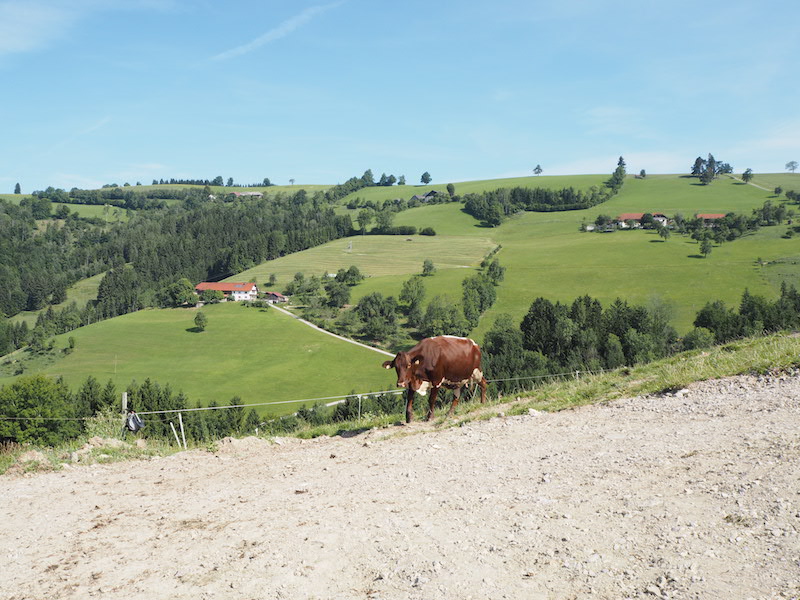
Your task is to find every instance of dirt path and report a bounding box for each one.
[2,373,799,599]
[269,304,395,357]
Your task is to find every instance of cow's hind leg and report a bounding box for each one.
[425,387,439,421]
[447,386,462,417]
[479,376,487,404]
[405,388,415,423]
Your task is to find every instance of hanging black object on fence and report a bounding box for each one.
[126,410,144,432]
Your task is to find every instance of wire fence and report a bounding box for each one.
[0,367,617,423]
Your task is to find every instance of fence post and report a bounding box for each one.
[358,395,362,420]
[169,422,181,447]
[178,413,187,449]
[122,392,127,413]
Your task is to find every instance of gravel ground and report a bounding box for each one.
[1,373,799,600]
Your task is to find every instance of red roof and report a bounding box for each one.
[265,291,286,299]
[616,212,668,221]
[195,282,257,293]
[617,213,645,221]
[697,213,726,219]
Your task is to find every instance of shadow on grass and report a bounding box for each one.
[186,327,205,333]
[687,254,707,259]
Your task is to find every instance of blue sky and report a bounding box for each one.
[2,0,799,192]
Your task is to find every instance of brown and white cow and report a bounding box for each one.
[383,335,487,423]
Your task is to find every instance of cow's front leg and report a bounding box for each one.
[425,387,439,421]
[405,388,415,423]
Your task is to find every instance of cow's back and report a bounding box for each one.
[412,336,481,381]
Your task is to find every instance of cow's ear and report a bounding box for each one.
[382,360,394,369]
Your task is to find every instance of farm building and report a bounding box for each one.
[615,212,669,228]
[265,291,288,304]
[410,190,440,202]
[696,213,727,227]
[195,282,259,302]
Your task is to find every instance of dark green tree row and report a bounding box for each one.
[324,168,403,203]
[33,186,168,209]
[464,160,625,226]
[0,374,264,445]
[484,285,800,395]
[150,177,274,187]
[694,284,800,344]
[483,294,678,393]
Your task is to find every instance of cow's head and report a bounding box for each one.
[383,351,423,391]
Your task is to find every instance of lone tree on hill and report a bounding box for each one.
[420,171,432,185]
[787,161,798,174]
[700,238,713,258]
[194,311,207,331]
[14,183,21,194]
[742,168,754,183]
[533,164,543,176]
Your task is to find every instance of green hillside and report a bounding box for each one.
[239,173,800,336]
[1,303,397,415]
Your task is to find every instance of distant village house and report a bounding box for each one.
[195,282,259,302]
[614,212,669,229]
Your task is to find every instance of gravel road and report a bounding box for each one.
[1,373,798,599]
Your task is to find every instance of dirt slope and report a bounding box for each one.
[1,374,799,600]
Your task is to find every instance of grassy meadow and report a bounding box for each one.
[1,302,397,416]
[230,234,497,293]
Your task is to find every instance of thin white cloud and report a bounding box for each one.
[0,0,178,57]
[211,2,343,62]
[0,1,75,56]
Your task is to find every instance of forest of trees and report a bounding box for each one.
[482,284,800,395]
[0,374,265,446]
[0,189,354,355]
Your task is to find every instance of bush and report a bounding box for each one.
[681,327,715,351]
[419,227,436,236]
